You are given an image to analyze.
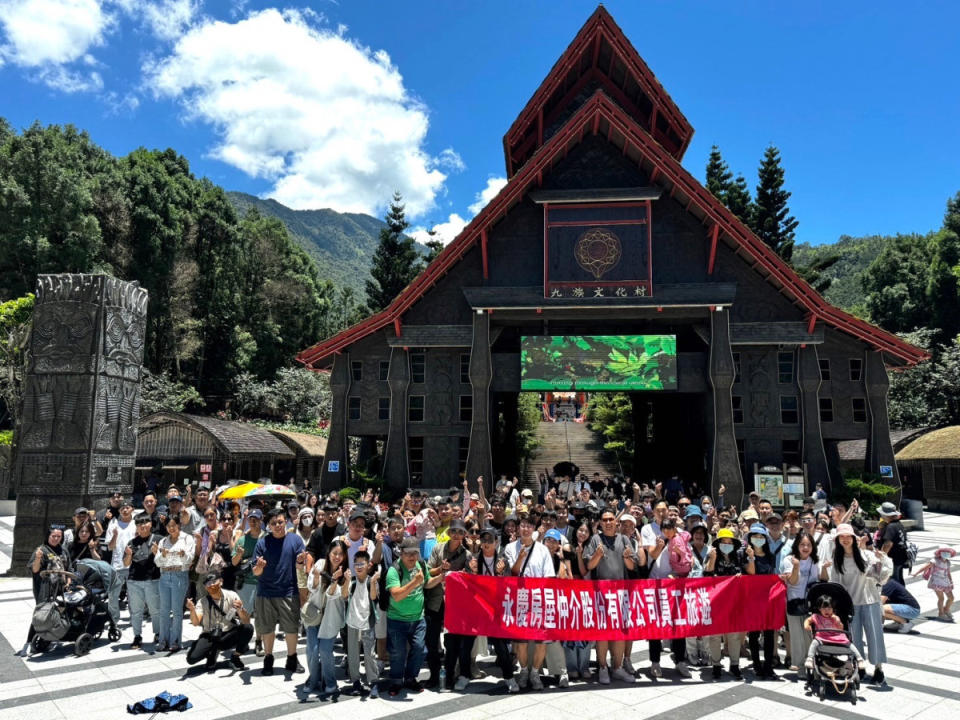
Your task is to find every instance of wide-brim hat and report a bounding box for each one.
[877,502,901,518]
[835,523,856,537]
[934,547,957,559]
[712,530,741,551]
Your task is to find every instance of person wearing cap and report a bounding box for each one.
[876,501,909,584]
[305,501,345,574]
[232,508,264,655]
[702,528,743,679]
[583,508,638,684]
[818,522,888,685]
[763,512,787,567]
[385,536,443,696]
[683,505,704,533]
[185,571,253,671]
[292,507,316,605]
[123,514,163,650]
[503,514,555,690]
[424,518,473,691]
[741,522,779,679]
[105,499,137,624]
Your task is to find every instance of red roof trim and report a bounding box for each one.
[298,92,927,368]
[503,6,693,177]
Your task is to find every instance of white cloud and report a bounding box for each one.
[140,0,200,41]
[436,147,465,173]
[410,213,467,247]
[0,0,111,90]
[145,8,449,217]
[469,176,507,215]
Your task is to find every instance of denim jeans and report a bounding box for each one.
[563,641,591,676]
[850,603,887,665]
[108,568,129,623]
[127,579,161,638]
[305,626,338,693]
[387,617,426,683]
[157,571,189,647]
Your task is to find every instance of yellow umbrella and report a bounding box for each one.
[218,482,263,500]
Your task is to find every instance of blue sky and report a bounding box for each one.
[1,1,958,247]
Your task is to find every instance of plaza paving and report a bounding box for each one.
[0,511,958,720]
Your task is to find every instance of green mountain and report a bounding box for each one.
[794,234,899,311]
[226,191,391,294]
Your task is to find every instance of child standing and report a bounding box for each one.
[804,595,865,671]
[346,549,381,696]
[913,547,956,621]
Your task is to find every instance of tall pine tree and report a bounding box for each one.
[705,145,732,203]
[365,192,420,312]
[751,146,798,261]
[725,174,754,225]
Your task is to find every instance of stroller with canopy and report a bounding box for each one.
[31,559,121,656]
[804,581,861,704]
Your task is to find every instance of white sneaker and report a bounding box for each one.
[611,667,636,683]
[516,668,529,689]
[506,678,520,693]
[676,661,692,679]
[898,620,914,634]
[454,675,470,691]
[598,666,611,684]
[622,657,636,675]
[558,672,569,688]
[649,662,662,679]
[529,671,544,691]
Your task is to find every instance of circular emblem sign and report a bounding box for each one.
[574,228,622,279]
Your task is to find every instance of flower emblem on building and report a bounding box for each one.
[574,229,622,279]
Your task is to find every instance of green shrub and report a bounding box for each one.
[338,487,361,502]
[0,430,12,446]
[832,475,898,515]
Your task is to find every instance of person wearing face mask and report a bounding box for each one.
[742,523,780,680]
[295,508,316,606]
[703,528,743,679]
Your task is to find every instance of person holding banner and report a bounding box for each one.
[643,512,691,679]
[583,509,639,684]
[704,528,744,679]
[503,515,555,690]
[425,518,473,692]
[743,523,780,680]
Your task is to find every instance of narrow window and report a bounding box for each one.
[351,361,362,382]
[732,396,744,424]
[409,395,425,423]
[378,397,390,421]
[348,396,361,421]
[778,351,794,384]
[849,358,863,382]
[819,397,833,423]
[818,358,831,381]
[852,398,867,423]
[780,396,799,425]
[459,395,473,423]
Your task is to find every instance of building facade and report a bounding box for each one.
[298,8,925,507]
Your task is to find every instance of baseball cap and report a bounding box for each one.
[400,536,420,553]
[544,529,564,543]
[619,514,638,525]
[167,495,183,503]
[348,508,367,523]
[478,528,498,542]
[202,571,222,586]
[74,507,88,516]
[448,519,467,533]
[248,509,263,520]
[684,505,704,518]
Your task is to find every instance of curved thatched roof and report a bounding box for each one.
[896,426,960,461]
[138,412,295,458]
[268,429,327,457]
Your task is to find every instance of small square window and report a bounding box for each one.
[778,351,794,384]
[460,353,471,385]
[849,358,863,382]
[733,352,741,384]
[348,396,361,421]
[819,397,833,423]
[411,352,425,383]
[782,439,801,467]
[378,397,390,421]
[351,361,362,382]
[409,395,425,422]
[852,397,867,423]
[818,358,831,381]
[409,436,424,485]
[780,395,799,425]
[379,361,389,382]
[459,395,473,423]
[732,396,744,424]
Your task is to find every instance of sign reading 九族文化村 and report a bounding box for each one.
[444,574,785,642]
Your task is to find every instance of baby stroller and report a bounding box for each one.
[31,559,121,656]
[804,581,861,704]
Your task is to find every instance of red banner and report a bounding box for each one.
[444,574,785,642]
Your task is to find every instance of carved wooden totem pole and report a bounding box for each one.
[11,274,148,573]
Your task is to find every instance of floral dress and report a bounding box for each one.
[928,555,954,592]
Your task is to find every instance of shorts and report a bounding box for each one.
[255,595,300,635]
[887,603,920,620]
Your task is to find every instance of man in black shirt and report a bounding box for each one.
[122,515,162,649]
[139,492,168,537]
[305,501,345,571]
[878,502,909,583]
[881,579,920,632]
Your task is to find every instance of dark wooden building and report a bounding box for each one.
[298,8,925,506]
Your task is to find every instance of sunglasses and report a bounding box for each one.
[678,503,691,507]
[270,520,286,527]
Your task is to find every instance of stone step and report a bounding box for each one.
[523,419,619,488]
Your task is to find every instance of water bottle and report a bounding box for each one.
[439,667,447,691]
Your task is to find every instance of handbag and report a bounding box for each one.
[301,583,329,627]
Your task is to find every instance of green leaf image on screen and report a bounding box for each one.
[520,335,677,391]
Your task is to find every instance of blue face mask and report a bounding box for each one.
[718,543,734,555]
[750,537,766,548]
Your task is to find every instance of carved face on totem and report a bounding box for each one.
[31,304,97,372]
[103,308,146,376]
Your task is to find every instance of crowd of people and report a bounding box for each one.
[20,472,955,701]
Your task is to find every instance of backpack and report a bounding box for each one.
[32,601,70,640]
[905,540,919,567]
[388,558,428,609]
[669,531,693,577]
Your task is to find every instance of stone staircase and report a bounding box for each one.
[524,418,620,488]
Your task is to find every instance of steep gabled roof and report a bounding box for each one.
[297,90,927,369]
[503,5,693,177]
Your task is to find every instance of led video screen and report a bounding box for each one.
[520,335,677,391]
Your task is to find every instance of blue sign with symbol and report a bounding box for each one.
[328,460,340,472]
[880,465,893,478]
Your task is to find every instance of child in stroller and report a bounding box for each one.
[803,586,863,703]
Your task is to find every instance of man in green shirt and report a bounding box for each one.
[385,536,443,696]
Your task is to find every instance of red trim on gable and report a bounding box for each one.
[297,92,926,369]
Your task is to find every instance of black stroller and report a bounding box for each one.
[31,559,121,656]
[804,582,861,704]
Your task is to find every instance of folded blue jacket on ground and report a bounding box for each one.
[126,691,192,714]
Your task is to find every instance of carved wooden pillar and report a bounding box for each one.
[798,346,831,492]
[465,312,494,487]
[319,352,351,492]
[864,350,901,503]
[709,309,744,508]
[381,347,410,493]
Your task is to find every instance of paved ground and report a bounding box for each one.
[1,511,958,720]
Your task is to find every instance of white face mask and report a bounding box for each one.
[302,516,314,527]
[718,543,734,555]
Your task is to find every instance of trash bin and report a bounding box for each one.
[900,498,924,532]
